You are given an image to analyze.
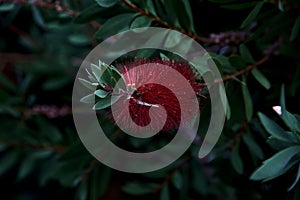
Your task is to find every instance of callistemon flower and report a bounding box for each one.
[111,59,202,133]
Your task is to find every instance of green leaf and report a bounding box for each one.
[68,34,90,46]
[242,77,253,121]
[181,0,196,32]
[93,95,120,110]
[251,69,271,89]
[80,93,95,103]
[250,146,300,181]
[231,140,244,174]
[0,73,17,92]
[90,166,111,199]
[0,3,15,12]
[289,164,300,191]
[95,13,136,40]
[240,2,264,29]
[94,90,109,98]
[258,112,298,143]
[280,86,300,133]
[78,78,97,91]
[130,15,152,29]
[243,130,264,159]
[278,0,284,12]
[95,0,118,7]
[172,172,183,189]
[17,155,36,181]
[164,30,182,48]
[290,15,300,41]
[75,182,88,200]
[219,84,231,120]
[122,182,157,195]
[160,185,170,200]
[208,0,236,3]
[229,55,247,70]
[239,44,255,64]
[0,151,19,176]
[31,6,45,28]
[221,2,259,10]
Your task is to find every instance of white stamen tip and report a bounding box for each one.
[272,106,282,115]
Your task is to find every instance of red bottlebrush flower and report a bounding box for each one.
[111,59,202,133]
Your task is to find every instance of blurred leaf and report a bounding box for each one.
[90,166,111,199]
[231,140,244,174]
[68,34,90,46]
[290,15,300,41]
[250,146,300,181]
[242,77,253,121]
[243,130,264,159]
[0,151,19,176]
[229,55,247,70]
[240,2,264,29]
[251,69,271,89]
[0,3,15,12]
[75,182,88,200]
[42,77,71,90]
[95,13,136,40]
[122,182,157,195]
[160,184,170,200]
[221,2,259,10]
[172,172,183,189]
[278,0,284,12]
[130,15,152,29]
[95,0,118,8]
[239,44,255,64]
[289,164,300,191]
[208,0,236,3]
[17,154,36,181]
[31,6,45,28]
[0,73,17,92]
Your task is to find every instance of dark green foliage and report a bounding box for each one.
[1,0,300,199]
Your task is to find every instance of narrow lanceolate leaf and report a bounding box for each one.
[280,86,300,134]
[231,140,244,174]
[251,69,271,89]
[240,44,255,64]
[243,130,264,159]
[250,146,300,181]
[122,182,157,195]
[78,78,97,91]
[130,15,152,29]
[288,164,300,191]
[160,185,170,200]
[242,77,253,121]
[290,15,300,41]
[80,94,95,103]
[172,172,183,189]
[95,0,118,8]
[93,95,120,110]
[94,90,109,98]
[240,2,264,29]
[95,13,136,40]
[258,112,298,143]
